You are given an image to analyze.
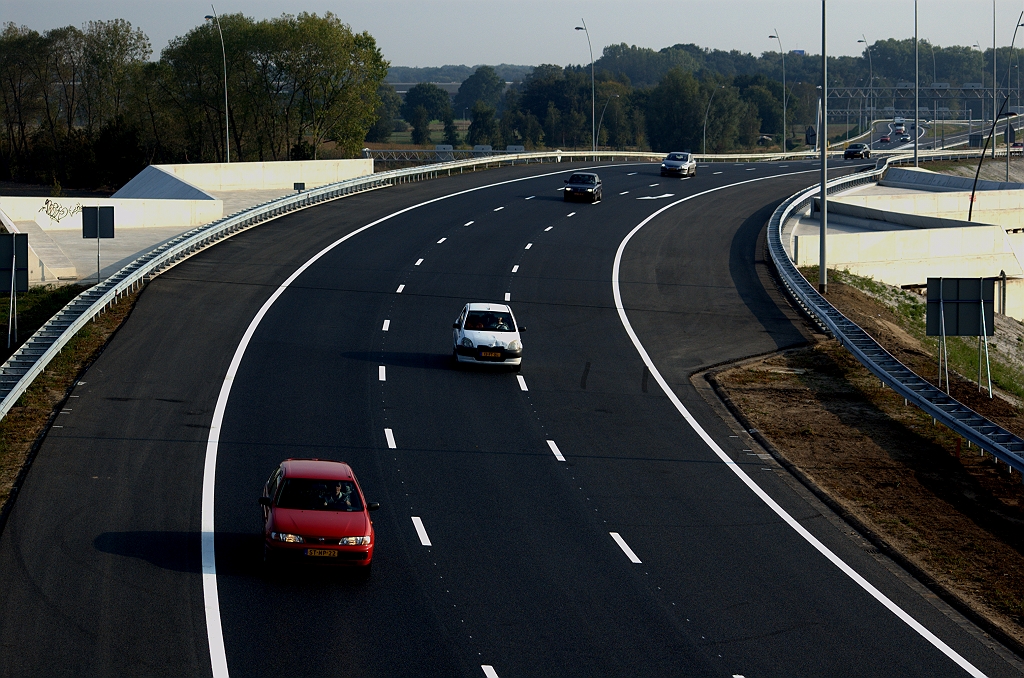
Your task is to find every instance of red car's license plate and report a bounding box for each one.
[306,548,338,557]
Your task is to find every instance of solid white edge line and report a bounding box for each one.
[517,375,528,391]
[382,319,390,331]
[385,428,397,449]
[411,516,432,546]
[546,439,565,462]
[481,665,500,678]
[610,532,642,563]
[201,160,657,678]
[378,366,386,381]
[610,171,987,678]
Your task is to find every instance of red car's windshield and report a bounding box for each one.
[276,478,363,512]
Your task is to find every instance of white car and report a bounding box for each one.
[660,152,696,177]
[452,302,524,371]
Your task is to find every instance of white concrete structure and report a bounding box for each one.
[0,158,373,285]
[786,166,1024,321]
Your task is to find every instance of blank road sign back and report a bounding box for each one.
[926,277,994,337]
[82,206,114,239]
[0,233,28,293]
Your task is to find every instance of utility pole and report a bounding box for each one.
[820,0,828,295]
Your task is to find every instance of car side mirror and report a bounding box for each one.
[259,496,272,507]
[453,323,460,329]
[519,326,527,332]
[367,502,380,511]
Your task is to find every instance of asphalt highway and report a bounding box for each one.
[0,157,1020,677]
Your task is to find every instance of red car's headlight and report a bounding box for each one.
[270,532,304,543]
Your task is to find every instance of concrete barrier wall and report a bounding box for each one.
[0,196,223,231]
[794,223,1024,284]
[833,190,1024,230]
[156,159,374,192]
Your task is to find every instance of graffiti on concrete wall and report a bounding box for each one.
[38,199,82,223]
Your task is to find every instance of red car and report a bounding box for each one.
[260,459,379,573]
[880,134,891,143]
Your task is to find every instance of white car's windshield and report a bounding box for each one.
[464,311,516,332]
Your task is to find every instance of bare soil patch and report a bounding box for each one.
[714,277,1024,648]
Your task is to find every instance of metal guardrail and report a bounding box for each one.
[364,147,839,165]
[767,152,1024,474]
[0,149,670,421]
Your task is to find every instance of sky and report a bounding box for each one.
[2,0,1022,67]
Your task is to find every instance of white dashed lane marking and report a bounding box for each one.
[746,168,756,171]
[504,293,510,301]
[546,440,566,462]
[544,226,553,231]
[517,375,528,391]
[464,220,474,226]
[481,666,500,678]
[627,171,637,175]
[567,212,576,217]
[525,195,535,200]
[382,319,390,331]
[511,265,519,273]
[649,183,659,187]
[494,206,504,211]
[525,243,532,249]
[610,532,642,563]
[437,237,446,244]
[378,366,386,381]
[395,284,405,293]
[619,191,629,195]
[713,171,723,175]
[411,517,432,546]
[385,428,397,449]
[414,259,423,266]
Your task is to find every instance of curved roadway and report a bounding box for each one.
[0,159,1019,677]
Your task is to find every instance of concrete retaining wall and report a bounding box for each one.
[0,196,223,232]
[832,190,1024,230]
[154,159,373,192]
[794,223,1024,284]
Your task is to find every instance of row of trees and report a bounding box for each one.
[0,13,388,190]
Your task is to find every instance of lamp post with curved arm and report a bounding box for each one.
[205,6,229,163]
[596,94,619,148]
[703,85,724,155]
[769,31,787,151]
[858,36,873,149]
[575,21,595,154]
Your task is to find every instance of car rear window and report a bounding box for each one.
[464,311,516,332]
[276,478,363,511]
[568,174,596,184]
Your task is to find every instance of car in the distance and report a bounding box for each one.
[453,302,524,371]
[899,133,911,142]
[880,134,891,143]
[260,459,379,574]
[843,143,871,159]
[563,172,602,202]
[660,152,696,177]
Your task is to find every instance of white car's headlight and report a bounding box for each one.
[271,532,304,543]
[661,163,667,167]
[460,337,474,348]
[507,339,522,351]
[586,188,593,192]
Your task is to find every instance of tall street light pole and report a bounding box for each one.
[858,36,873,149]
[769,31,787,151]
[914,0,919,167]
[205,6,229,163]
[820,0,828,295]
[575,21,595,154]
[703,85,724,155]
[1003,15,1024,180]
[994,1,998,158]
